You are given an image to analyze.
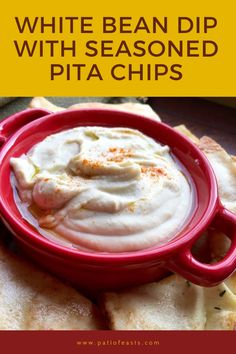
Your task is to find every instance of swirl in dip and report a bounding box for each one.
[10,126,192,252]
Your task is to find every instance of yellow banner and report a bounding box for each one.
[0,0,235,96]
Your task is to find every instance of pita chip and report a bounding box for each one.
[29,97,161,121]
[0,242,103,330]
[102,126,236,330]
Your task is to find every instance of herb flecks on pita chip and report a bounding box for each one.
[103,274,236,330]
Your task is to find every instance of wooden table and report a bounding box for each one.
[148,97,236,155]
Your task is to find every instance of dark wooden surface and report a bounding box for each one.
[148,97,236,155]
[1,97,235,154]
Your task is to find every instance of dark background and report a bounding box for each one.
[0,97,235,154]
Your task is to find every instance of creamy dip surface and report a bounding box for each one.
[11,126,192,252]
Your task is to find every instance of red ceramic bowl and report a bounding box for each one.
[0,108,236,291]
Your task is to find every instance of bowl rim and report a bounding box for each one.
[0,108,219,265]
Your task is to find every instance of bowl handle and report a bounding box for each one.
[169,207,236,286]
[0,108,51,147]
